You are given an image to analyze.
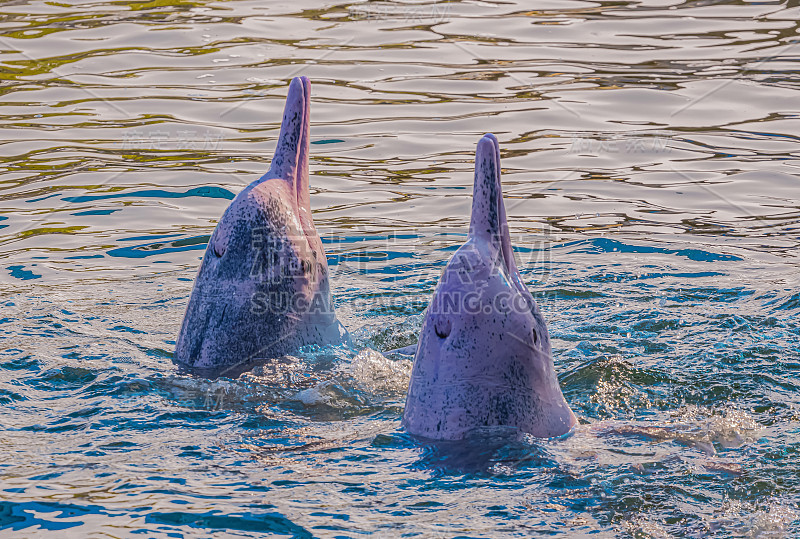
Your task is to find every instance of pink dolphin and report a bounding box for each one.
[175,77,348,377]
[402,134,577,440]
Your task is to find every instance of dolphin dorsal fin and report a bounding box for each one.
[270,76,311,213]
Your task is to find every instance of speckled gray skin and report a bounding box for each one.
[175,77,348,377]
[402,134,577,440]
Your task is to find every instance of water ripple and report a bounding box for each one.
[1,0,799,536]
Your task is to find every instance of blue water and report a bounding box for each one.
[1,0,799,537]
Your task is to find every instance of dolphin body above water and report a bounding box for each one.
[175,77,348,377]
[402,134,577,440]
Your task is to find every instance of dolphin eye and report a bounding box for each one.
[212,237,226,257]
[434,318,451,339]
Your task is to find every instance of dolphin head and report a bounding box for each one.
[402,134,577,440]
[175,77,347,377]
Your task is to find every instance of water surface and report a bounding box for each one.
[1,0,799,536]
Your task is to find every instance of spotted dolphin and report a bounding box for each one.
[175,77,348,377]
[402,134,577,440]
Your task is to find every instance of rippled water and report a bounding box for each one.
[1,0,799,536]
